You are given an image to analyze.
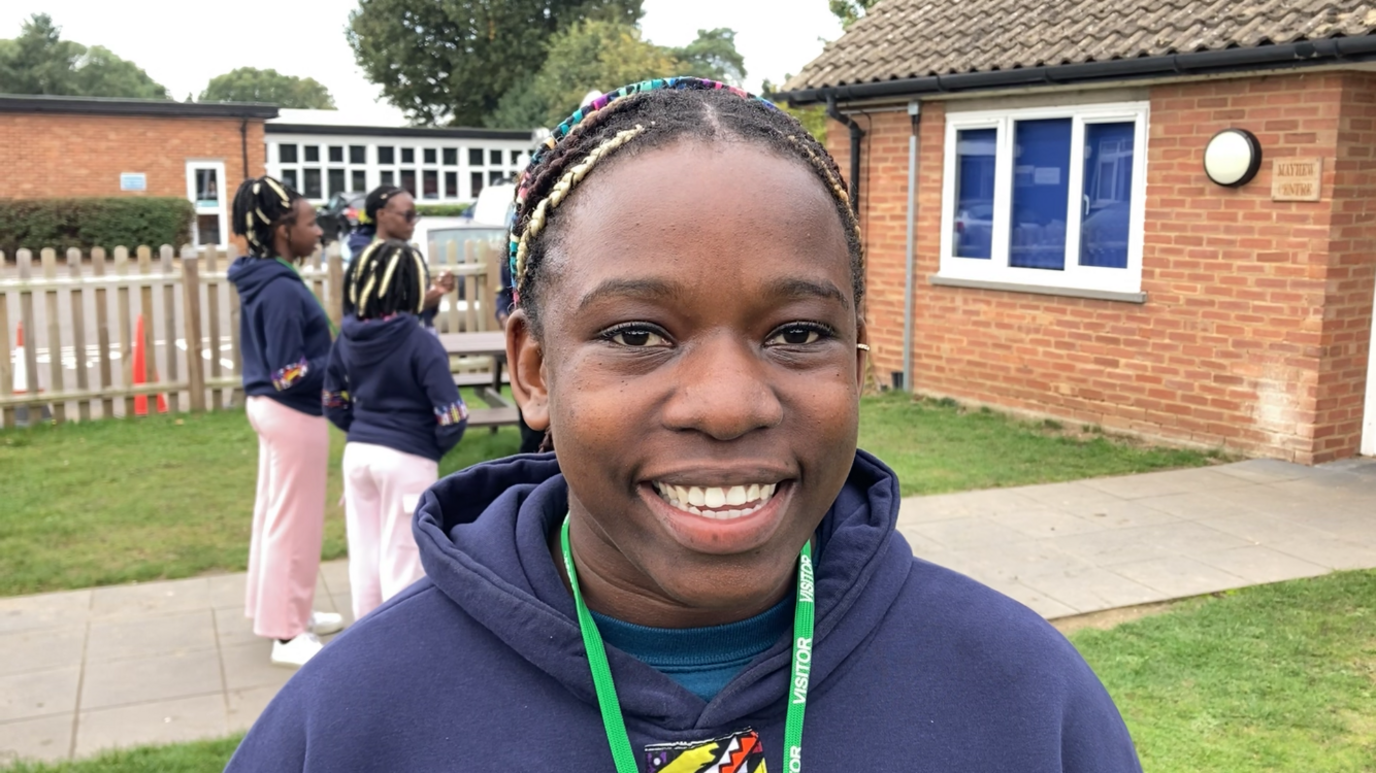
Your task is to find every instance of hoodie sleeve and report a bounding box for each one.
[261,282,329,399]
[322,339,353,433]
[416,333,467,458]
[495,254,514,321]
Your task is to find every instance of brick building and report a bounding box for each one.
[0,94,278,246]
[776,1,1376,464]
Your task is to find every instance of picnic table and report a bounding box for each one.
[440,331,520,428]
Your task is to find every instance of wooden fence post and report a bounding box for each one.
[17,250,40,403]
[92,248,114,420]
[327,245,344,328]
[41,249,65,423]
[160,246,180,413]
[0,251,12,429]
[181,247,206,412]
[67,248,90,421]
[205,244,224,409]
[114,247,133,417]
[445,240,460,334]
[137,246,156,407]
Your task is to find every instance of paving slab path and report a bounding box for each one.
[2,458,1373,764]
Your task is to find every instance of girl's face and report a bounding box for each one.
[378,192,418,242]
[511,141,864,620]
[280,199,323,259]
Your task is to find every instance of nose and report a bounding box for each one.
[661,333,784,441]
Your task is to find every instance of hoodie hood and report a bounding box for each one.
[412,449,913,732]
[228,256,301,305]
[340,314,423,368]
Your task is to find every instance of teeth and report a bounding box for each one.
[654,480,782,521]
[705,487,726,509]
[726,485,747,506]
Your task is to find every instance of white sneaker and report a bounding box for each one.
[271,632,323,669]
[309,611,345,636]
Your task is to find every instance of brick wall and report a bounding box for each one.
[0,113,266,201]
[830,71,1376,463]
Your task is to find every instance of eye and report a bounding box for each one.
[765,323,833,347]
[601,324,671,348]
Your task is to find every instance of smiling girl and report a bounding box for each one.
[229,79,1141,772]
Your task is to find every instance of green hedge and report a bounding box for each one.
[0,198,194,258]
[416,203,473,218]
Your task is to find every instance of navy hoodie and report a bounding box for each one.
[323,314,467,462]
[228,257,333,416]
[228,452,1142,772]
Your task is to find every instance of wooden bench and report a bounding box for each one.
[466,406,520,427]
[441,331,518,430]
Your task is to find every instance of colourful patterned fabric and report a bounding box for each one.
[434,399,469,427]
[645,729,767,773]
[508,77,779,298]
[322,389,350,410]
[272,358,310,391]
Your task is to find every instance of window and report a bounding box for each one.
[328,146,344,163]
[349,145,366,164]
[471,171,484,197]
[328,169,346,197]
[280,169,298,190]
[378,146,395,165]
[303,168,322,198]
[401,148,415,163]
[400,169,417,196]
[423,148,437,164]
[304,146,320,163]
[423,170,439,199]
[488,170,505,185]
[469,148,484,166]
[489,149,502,166]
[380,170,394,186]
[186,161,227,247]
[351,170,367,192]
[445,171,458,198]
[279,144,298,163]
[443,148,458,166]
[939,102,1147,295]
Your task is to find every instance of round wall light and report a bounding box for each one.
[1203,128,1262,187]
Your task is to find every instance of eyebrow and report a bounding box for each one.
[576,276,850,312]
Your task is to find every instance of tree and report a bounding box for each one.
[829,0,880,28]
[200,67,336,109]
[488,18,678,129]
[670,28,746,86]
[0,14,168,99]
[347,0,644,127]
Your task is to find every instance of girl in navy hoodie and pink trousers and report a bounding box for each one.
[324,240,468,620]
[227,177,344,670]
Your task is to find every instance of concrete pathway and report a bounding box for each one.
[1,458,1373,764]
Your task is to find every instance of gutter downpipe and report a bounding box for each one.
[902,101,920,393]
[239,119,250,181]
[826,94,864,215]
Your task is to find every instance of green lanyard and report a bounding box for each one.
[274,257,340,337]
[560,516,815,772]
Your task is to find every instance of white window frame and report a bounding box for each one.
[938,101,1149,295]
[185,160,228,247]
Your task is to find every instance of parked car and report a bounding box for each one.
[316,191,367,246]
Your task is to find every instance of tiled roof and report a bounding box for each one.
[784,1,1376,91]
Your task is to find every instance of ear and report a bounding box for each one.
[506,310,550,431]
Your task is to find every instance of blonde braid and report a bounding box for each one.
[514,124,647,281]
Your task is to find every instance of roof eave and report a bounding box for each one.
[772,35,1376,106]
[0,93,279,119]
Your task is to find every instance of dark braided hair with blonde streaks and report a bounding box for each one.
[231,176,303,258]
[345,239,430,321]
[508,77,864,337]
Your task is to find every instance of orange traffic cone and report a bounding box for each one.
[12,321,27,394]
[132,314,168,415]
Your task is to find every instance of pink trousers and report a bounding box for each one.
[245,396,328,640]
[342,442,434,620]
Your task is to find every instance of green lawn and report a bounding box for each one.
[0,391,1217,596]
[9,570,1373,772]
[1072,569,1376,772]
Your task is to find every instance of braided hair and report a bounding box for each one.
[345,239,430,321]
[232,176,303,258]
[507,77,864,336]
[361,185,405,226]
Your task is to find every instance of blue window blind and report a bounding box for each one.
[953,128,997,259]
[1009,118,1071,271]
[1080,122,1135,269]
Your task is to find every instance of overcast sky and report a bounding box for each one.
[1,1,841,125]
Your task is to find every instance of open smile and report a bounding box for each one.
[640,476,795,555]
[650,482,781,520]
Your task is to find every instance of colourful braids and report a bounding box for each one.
[232,176,302,258]
[346,239,430,320]
[505,77,864,332]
